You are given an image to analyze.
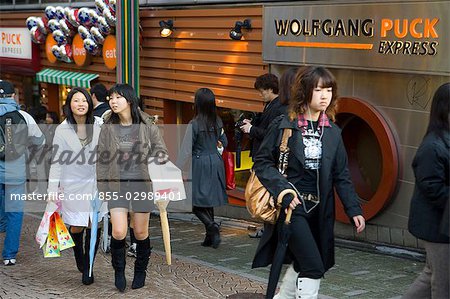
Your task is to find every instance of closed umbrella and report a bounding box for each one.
[156,199,172,265]
[266,207,294,299]
[89,193,101,277]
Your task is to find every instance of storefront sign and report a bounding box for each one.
[45,35,57,64]
[72,34,91,67]
[102,35,117,70]
[0,28,32,60]
[263,1,449,75]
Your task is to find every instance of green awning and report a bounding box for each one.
[36,68,99,88]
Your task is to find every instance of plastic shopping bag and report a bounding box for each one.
[43,214,61,258]
[36,201,59,248]
[148,159,186,201]
[54,213,74,251]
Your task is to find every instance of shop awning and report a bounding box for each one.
[36,68,99,88]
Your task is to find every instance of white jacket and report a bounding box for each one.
[48,117,107,226]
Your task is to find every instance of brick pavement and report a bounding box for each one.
[0,213,424,299]
[0,214,266,299]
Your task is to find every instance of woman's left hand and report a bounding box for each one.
[353,215,366,233]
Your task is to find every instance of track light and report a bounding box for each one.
[229,19,251,40]
[159,20,174,38]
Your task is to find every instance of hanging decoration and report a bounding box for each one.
[26,2,116,64]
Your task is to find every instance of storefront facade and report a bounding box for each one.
[140,0,450,249]
[1,0,448,248]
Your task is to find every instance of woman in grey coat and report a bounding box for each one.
[182,88,228,248]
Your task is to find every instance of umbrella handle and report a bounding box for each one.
[285,208,292,224]
[277,189,297,224]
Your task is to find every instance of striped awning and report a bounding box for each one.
[36,69,99,88]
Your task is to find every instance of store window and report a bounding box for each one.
[218,108,254,191]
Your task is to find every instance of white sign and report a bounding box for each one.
[0,28,32,60]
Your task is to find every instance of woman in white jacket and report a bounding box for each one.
[47,87,107,285]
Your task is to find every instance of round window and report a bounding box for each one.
[334,97,399,222]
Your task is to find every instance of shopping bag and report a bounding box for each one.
[54,213,75,251]
[43,214,61,258]
[222,150,236,190]
[148,159,186,201]
[36,201,59,248]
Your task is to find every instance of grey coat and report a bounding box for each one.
[180,117,228,207]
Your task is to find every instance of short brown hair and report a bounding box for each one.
[254,73,279,94]
[288,66,338,121]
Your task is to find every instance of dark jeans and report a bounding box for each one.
[0,183,25,259]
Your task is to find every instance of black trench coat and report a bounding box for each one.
[251,115,362,272]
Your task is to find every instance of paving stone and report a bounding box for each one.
[0,213,424,299]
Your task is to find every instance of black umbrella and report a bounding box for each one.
[266,206,294,299]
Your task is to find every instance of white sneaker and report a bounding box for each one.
[3,259,16,266]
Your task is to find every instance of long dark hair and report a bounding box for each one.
[288,66,338,121]
[194,88,218,136]
[279,67,298,105]
[108,83,141,124]
[63,87,94,144]
[426,82,450,139]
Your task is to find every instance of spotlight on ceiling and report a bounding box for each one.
[229,19,252,40]
[159,20,174,38]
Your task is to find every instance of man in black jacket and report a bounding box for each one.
[240,73,287,160]
[90,83,110,118]
[240,73,287,238]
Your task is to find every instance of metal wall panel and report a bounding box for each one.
[263,1,450,75]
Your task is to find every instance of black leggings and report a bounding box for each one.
[288,207,325,279]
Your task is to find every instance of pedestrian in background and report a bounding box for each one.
[278,67,299,107]
[240,73,286,160]
[251,66,365,298]
[47,87,106,284]
[402,82,449,299]
[90,83,110,118]
[178,88,228,249]
[97,83,168,291]
[0,80,45,266]
[241,73,287,239]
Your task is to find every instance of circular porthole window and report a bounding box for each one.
[334,97,399,222]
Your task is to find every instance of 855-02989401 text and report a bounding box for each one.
[98,191,182,201]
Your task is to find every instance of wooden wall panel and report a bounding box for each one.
[140,6,267,122]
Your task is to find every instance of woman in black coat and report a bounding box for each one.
[403,83,450,299]
[179,88,228,249]
[251,66,365,298]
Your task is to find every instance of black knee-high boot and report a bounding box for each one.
[206,207,215,222]
[131,237,151,289]
[208,222,221,249]
[193,207,214,247]
[111,237,127,292]
[205,208,220,248]
[82,228,101,285]
[69,228,84,273]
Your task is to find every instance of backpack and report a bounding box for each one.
[0,111,28,161]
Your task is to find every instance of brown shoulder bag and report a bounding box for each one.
[245,128,295,224]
